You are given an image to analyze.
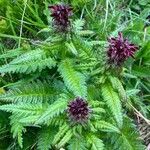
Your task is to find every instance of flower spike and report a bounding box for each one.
[107,32,138,66]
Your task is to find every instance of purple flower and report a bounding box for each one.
[107,32,138,66]
[67,97,90,123]
[48,4,73,32]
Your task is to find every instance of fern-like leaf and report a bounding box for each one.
[108,117,146,150]
[66,42,78,56]
[0,49,56,74]
[58,59,87,97]
[0,103,43,115]
[0,81,56,103]
[94,121,120,133]
[109,76,127,101]
[87,134,104,150]
[101,83,123,127]
[72,19,94,36]
[37,126,57,150]
[10,113,25,148]
[52,123,70,146]
[35,94,68,124]
[0,47,24,59]
[68,137,87,150]
[57,129,73,149]
[73,19,85,33]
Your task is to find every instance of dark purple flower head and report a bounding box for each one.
[48,4,73,32]
[67,97,90,123]
[107,32,138,66]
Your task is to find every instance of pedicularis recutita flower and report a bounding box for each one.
[107,32,138,66]
[48,4,73,32]
[67,97,90,123]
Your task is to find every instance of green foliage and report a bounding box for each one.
[68,137,87,150]
[0,47,24,59]
[0,49,56,74]
[72,19,94,36]
[0,0,149,149]
[10,113,26,148]
[109,76,127,101]
[101,83,123,127]
[37,126,56,150]
[0,80,56,103]
[58,59,87,97]
[87,134,104,150]
[56,129,73,149]
[35,95,69,125]
[94,121,120,133]
[132,65,150,77]
[0,103,43,115]
[108,117,146,150]
[52,123,70,146]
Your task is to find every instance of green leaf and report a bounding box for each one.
[0,81,56,103]
[132,66,150,77]
[0,103,43,115]
[94,121,120,133]
[101,83,123,127]
[92,108,105,114]
[0,33,27,40]
[10,113,25,148]
[126,89,140,97]
[0,49,56,74]
[87,135,104,150]
[109,76,127,101]
[139,0,149,6]
[58,60,87,98]
[52,124,70,145]
[19,115,41,124]
[37,126,56,150]
[0,48,24,59]
[37,27,52,34]
[136,41,150,58]
[66,42,78,56]
[68,137,87,150]
[73,19,85,33]
[35,94,68,124]
[109,117,146,150]
[57,129,73,149]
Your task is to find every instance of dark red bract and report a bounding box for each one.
[107,32,138,66]
[48,4,72,31]
[67,97,90,123]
